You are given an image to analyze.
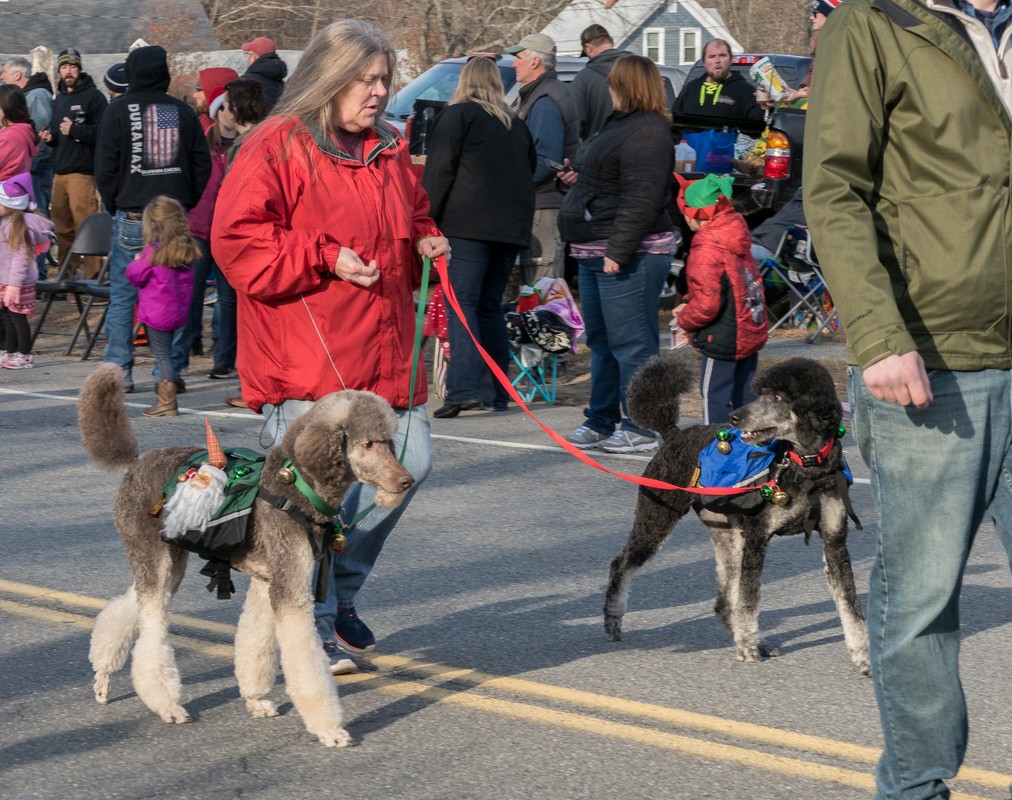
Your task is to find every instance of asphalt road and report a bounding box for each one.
[2,348,1011,800]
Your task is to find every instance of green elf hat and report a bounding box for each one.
[675,173,734,220]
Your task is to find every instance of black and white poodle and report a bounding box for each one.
[603,353,870,675]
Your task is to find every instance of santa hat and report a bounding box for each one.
[207,86,227,118]
[812,0,842,16]
[674,173,734,221]
[0,173,36,211]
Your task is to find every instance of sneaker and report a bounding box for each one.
[323,641,358,675]
[599,430,659,454]
[208,365,233,379]
[1,353,33,370]
[203,290,218,307]
[565,424,607,449]
[334,607,376,653]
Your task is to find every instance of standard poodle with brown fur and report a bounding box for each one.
[603,353,870,674]
[81,364,415,746]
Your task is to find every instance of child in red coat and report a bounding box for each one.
[673,174,767,423]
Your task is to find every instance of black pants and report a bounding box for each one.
[1,307,31,354]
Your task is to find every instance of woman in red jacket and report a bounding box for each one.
[212,19,449,676]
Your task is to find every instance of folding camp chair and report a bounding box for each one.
[760,225,838,341]
[29,211,113,351]
[510,344,559,404]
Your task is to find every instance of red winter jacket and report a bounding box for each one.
[677,206,767,361]
[211,117,440,413]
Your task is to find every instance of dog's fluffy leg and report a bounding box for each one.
[701,511,744,632]
[732,533,778,662]
[90,585,140,704]
[820,499,871,676]
[273,604,351,747]
[129,554,190,724]
[604,491,682,641]
[235,577,281,718]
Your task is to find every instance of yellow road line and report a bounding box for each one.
[2,582,1007,797]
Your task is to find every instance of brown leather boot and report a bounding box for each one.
[144,380,178,417]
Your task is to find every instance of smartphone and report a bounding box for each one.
[545,159,569,172]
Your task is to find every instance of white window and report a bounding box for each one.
[680,28,700,65]
[643,28,665,64]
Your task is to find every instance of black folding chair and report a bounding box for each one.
[30,211,113,351]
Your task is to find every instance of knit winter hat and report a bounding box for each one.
[675,174,734,220]
[57,48,82,68]
[0,172,36,211]
[104,62,128,94]
[812,0,842,17]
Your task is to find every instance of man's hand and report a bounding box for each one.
[862,352,933,409]
[333,246,380,287]
[58,116,73,136]
[416,236,450,260]
[38,127,52,144]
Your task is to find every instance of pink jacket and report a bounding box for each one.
[0,212,53,288]
[126,244,195,331]
[187,139,230,240]
[0,123,38,181]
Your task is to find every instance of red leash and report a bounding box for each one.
[430,256,758,499]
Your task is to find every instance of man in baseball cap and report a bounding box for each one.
[240,36,287,109]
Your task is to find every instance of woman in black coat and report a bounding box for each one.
[423,56,536,417]
[556,54,676,453]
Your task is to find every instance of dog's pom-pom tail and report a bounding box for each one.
[79,364,140,470]
[627,352,696,439]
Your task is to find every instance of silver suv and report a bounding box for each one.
[384,54,687,153]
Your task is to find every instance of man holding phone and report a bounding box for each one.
[503,33,579,286]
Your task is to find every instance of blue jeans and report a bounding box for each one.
[576,252,670,436]
[103,212,144,382]
[444,237,517,407]
[211,262,237,371]
[849,367,1012,800]
[174,238,213,371]
[32,155,53,279]
[147,327,178,383]
[261,400,433,643]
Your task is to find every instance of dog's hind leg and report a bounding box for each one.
[732,532,778,662]
[90,585,140,704]
[604,488,684,641]
[820,500,870,675]
[235,577,281,718]
[130,549,190,723]
[272,594,352,747]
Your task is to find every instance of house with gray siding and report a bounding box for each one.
[542,0,743,66]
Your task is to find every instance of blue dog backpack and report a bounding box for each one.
[692,428,778,515]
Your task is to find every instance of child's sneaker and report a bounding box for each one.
[1,352,33,370]
[334,607,376,653]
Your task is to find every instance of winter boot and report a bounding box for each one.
[144,380,178,417]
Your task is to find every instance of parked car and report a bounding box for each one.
[384,53,688,155]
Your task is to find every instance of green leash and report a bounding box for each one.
[340,254,432,534]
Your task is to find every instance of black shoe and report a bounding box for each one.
[334,607,376,653]
[481,403,508,412]
[122,380,135,394]
[433,401,481,419]
[208,365,233,379]
[191,339,204,357]
[174,378,186,394]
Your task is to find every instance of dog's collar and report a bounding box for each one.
[277,459,339,518]
[786,437,836,468]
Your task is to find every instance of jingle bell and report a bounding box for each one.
[837,424,847,438]
[772,490,790,506]
[277,466,296,485]
[760,485,774,500]
[717,440,732,455]
[332,531,347,552]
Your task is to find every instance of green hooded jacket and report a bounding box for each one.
[804,0,1012,370]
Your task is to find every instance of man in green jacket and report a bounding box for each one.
[804,0,1012,797]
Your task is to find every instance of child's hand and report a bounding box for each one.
[3,285,21,307]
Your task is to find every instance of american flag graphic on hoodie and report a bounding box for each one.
[143,104,180,169]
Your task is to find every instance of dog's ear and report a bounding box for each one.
[292,394,354,491]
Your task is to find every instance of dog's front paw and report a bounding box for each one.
[94,673,110,704]
[158,705,192,724]
[246,698,279,718]
[317,727,353,748]
[854,655,871,677]
[736,641,779,662]
[603,615,623,641]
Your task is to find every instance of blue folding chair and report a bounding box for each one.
[510,344,558,404]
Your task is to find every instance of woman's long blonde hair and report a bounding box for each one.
[271,19,397,134]
[142,196,201,268]
[449,57,514,129]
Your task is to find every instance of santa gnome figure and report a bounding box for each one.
[162,420,229,539]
